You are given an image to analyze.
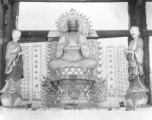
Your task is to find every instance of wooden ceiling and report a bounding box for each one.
[10,0,131,2]
[2,0,151,3]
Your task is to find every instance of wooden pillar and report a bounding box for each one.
[3,0,13,43]
[0,0,4,90]
[0,0,3,89]
[137,0,151,105]
[12,2,19,30]
[142,2,151,105]
[0,0,14,91]
[129,0,151,104]
[128,0,140,42]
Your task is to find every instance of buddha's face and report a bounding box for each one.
[12,30,21,42]
[130,27,140,39]
[67,19,78,32]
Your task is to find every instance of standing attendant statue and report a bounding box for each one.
[0,29,23,107]
[124,26,149,108]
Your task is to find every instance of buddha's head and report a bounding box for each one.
[67,18,79,32]
[12,29,21,42]
[130,26,140,39]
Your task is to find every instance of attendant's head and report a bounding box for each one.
[67,19,79,32]
[130,26,140,39]
[12,29,21,42]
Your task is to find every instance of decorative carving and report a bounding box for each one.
[41,41,58,106]
[89,39,107,103]
[41,76,57,106]
[56,9,92,36]
[89,78,107,103]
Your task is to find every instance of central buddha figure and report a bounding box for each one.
[49,18,97,71]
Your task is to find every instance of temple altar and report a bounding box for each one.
[19,36,128,108]
[0,8,131,108]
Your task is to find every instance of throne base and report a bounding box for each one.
[51,79,95,104]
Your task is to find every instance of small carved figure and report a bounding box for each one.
[124,26,149,108]
[0,29,23,106]
[57,86,65,96]
[82,85,91,100]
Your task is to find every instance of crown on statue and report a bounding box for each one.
[56,9,92,35]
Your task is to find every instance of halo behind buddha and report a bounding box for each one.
[56,9,91,36]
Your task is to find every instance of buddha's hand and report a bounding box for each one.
[65,44,79,50]
[81,45,90,57]
[56,45,64,58]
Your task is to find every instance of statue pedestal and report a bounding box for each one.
[125,76,149,107]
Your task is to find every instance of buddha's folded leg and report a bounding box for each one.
[49,59,71,70]
[74,58,98,69]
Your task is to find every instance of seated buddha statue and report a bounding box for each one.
[49,19,97,72]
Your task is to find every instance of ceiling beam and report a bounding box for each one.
[19,30,130,42]
[12,0,130,2]
[146,0,152,2]
[21,30,130,38]
[19,30,152,43]
[143,30,152,36]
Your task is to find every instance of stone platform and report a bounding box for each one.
[0,105,152,120]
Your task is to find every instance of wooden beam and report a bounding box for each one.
[19,37,48,43]
[21,31,48,38]
[0,2,3,91]
[21,30,129,37]
[11,0,152,2]
[19,30,152,38]
[143,30,152,36]
[142,1,151,104]
[96,30,130,38]
[12,0,130,2]
[19,30,130,42]
[18,30,152,43]
[146,0,152,2]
